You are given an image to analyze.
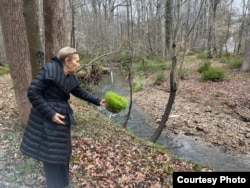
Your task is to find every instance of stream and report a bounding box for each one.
[92,69,250,172]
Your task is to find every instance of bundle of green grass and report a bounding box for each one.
[104,91,128,113]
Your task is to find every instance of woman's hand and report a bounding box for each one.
[100,99,106,107]
[52,113,65,125]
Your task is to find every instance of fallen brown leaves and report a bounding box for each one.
[69,98,206,187]
[71,136,180,187]
[0,73,212,188]
[178,70,250,117]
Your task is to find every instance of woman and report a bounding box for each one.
[20,47,105,188]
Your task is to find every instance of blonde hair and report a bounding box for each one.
[58,47,78,62]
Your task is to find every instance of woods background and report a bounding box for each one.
[0,0,250,126]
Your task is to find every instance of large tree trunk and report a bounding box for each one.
[23,0,44,78]
[0,0,32,127]
[43,0,68,61]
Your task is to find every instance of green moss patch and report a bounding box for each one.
[104,91,128,113]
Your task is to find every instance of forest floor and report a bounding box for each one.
[133,60,250,155]
[0,73,212,188]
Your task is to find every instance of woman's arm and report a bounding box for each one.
[71,84,102,106]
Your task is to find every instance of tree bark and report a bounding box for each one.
[0,0,32,127]
[241,21,250,72]
[69,0,76,48]
[43,0,68,61]
[23,0,44,78]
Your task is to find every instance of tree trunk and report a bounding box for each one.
[0,0,32,127]
[236,8,246,56]
[218,1,233,58]
[150,0,180,142]
[69,0,76,48]
[150,56,177,143]
[206,1,213,58]
[206,0,220,59]
[165,0,172,54]
[23,0,44,78]
[43,0,67,61]
[241,21,250,72]
[161,1,165,58]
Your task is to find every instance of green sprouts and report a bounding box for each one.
[104,91,128,113]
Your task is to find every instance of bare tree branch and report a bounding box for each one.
[77,50,120,73]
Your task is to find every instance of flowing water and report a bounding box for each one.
[93,69,250,172]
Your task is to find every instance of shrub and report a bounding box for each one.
[179,69,189,79]
[154,70,166,85]
[104,91,128,113]
[197,61,211,73]
[132,81,143,92]
[201,67,225,81]
[220,55,243,68]
[228,56,243,69]
[116,53,133,64]
[134,59,171,72]
[219,56,228,64]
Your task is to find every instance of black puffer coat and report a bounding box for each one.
[20,57,101,164]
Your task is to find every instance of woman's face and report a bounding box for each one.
[64,54,80,74]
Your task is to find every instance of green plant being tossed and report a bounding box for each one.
[104,91,128,113]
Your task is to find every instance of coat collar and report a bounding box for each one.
[44,57,80,93]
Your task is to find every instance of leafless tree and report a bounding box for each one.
[241,0,250,71]
[150,0,181,143]
[0,0,32,126]
[23,0,44,78]
[235,1,248,55]
[69,0,77,48]
[43,0,68,61]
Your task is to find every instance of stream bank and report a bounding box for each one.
[93,69,250,171]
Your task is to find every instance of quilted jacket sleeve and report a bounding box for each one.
[71,84,101,106]
[27,67,56,120]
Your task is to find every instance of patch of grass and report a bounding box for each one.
[196,50,207,60]
[214,91,222,97]
[115,52,134,65]
[154,70,166,85]
[228,56,243,69]
[134,59,171,73]
[16,158,39,174]
[220,55,243,69]
[132,81,143,92]
[179,69,189,79]
[186,51,195,56]
[0,65,10,75]
[192,163,201,171]
[219,56,229,64]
